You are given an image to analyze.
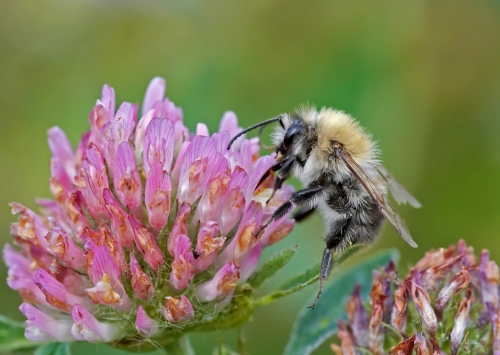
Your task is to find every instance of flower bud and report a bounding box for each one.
[450,289,472,355]
[410,271,437,337]
[163,295,194,323]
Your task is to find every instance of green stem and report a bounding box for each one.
[253,275,319,307]
[237,327,246,355]
[163,335,195,355]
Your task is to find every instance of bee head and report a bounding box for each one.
[276,120,307,160]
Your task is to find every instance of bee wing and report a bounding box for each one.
[375,164,422,208]
[340,151,418,248]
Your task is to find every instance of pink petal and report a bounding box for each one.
[196,261,240,302]
[71,304,123,342]
[193,221,225,272]
[229,165,249,190]
[195,163,231,225]
[80,145,109,221]
[255,185,294,215]
[218,168,248,235]
[95,224,127,274]
[262,219,295,247]
[19,303,74,342]
[84,245,131,311]
[33,268,93,313]
[64,190,92,237]
[219,111,244,150]
[142,77,166,116]
[134,109,155,162]
[196,123,209,136]
[178,136,216,186]
[143,117,175,175]
[236,139,255,174]
[145,163,172,230]
[4,245,54,310]
[158,98,183,124]
[240,241,263,282]
[177,157,210,205]
[168,202,191,256]
[101,102,136,174]
[249,137,260,160]
[3,244,30,270]
[47,127,75,181]
[211,131,231,155]
[170,141,189,187]
[114,102,136,138]
[50,262,90,298]
[46,217,86,270]
[169,234,195,290]
[10,202,49,250]
[246,155,276,201]
[50,159,73,204]
[36,198,72,232]
[173,120,189,153]
[87,104,108,150]
[219,111,240,136]
[219,201,263,262]
[177,148,227,205]
[102,189,135,248]
[98,84,116,119]
[135,306,159,337]
[163,295,194,323]
[130,254,154,300]
[114,142,142,210]
[128,215,164,273]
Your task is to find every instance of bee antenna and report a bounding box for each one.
[226,115,284,150]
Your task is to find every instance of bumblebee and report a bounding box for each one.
[228,107,420,308]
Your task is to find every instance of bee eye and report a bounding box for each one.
[283,122,303,148]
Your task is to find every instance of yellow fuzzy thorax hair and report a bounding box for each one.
[311,108,375,161]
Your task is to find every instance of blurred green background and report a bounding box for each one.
[1,0,500,354]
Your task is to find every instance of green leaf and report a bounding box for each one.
[0,314,36,352]
[276,262,321,293]
[254,244,365,307]
[34,342,71,355]
[284,248,400,355]
[247,246,297,288]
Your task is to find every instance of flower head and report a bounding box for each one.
[332,240,500,355]
[5,77,295,347]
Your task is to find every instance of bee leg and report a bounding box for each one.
[308,215,354,309]
[293,206,316,222]
[266,156,296,205]
[308,248,332,309]
[254,185,323,237]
